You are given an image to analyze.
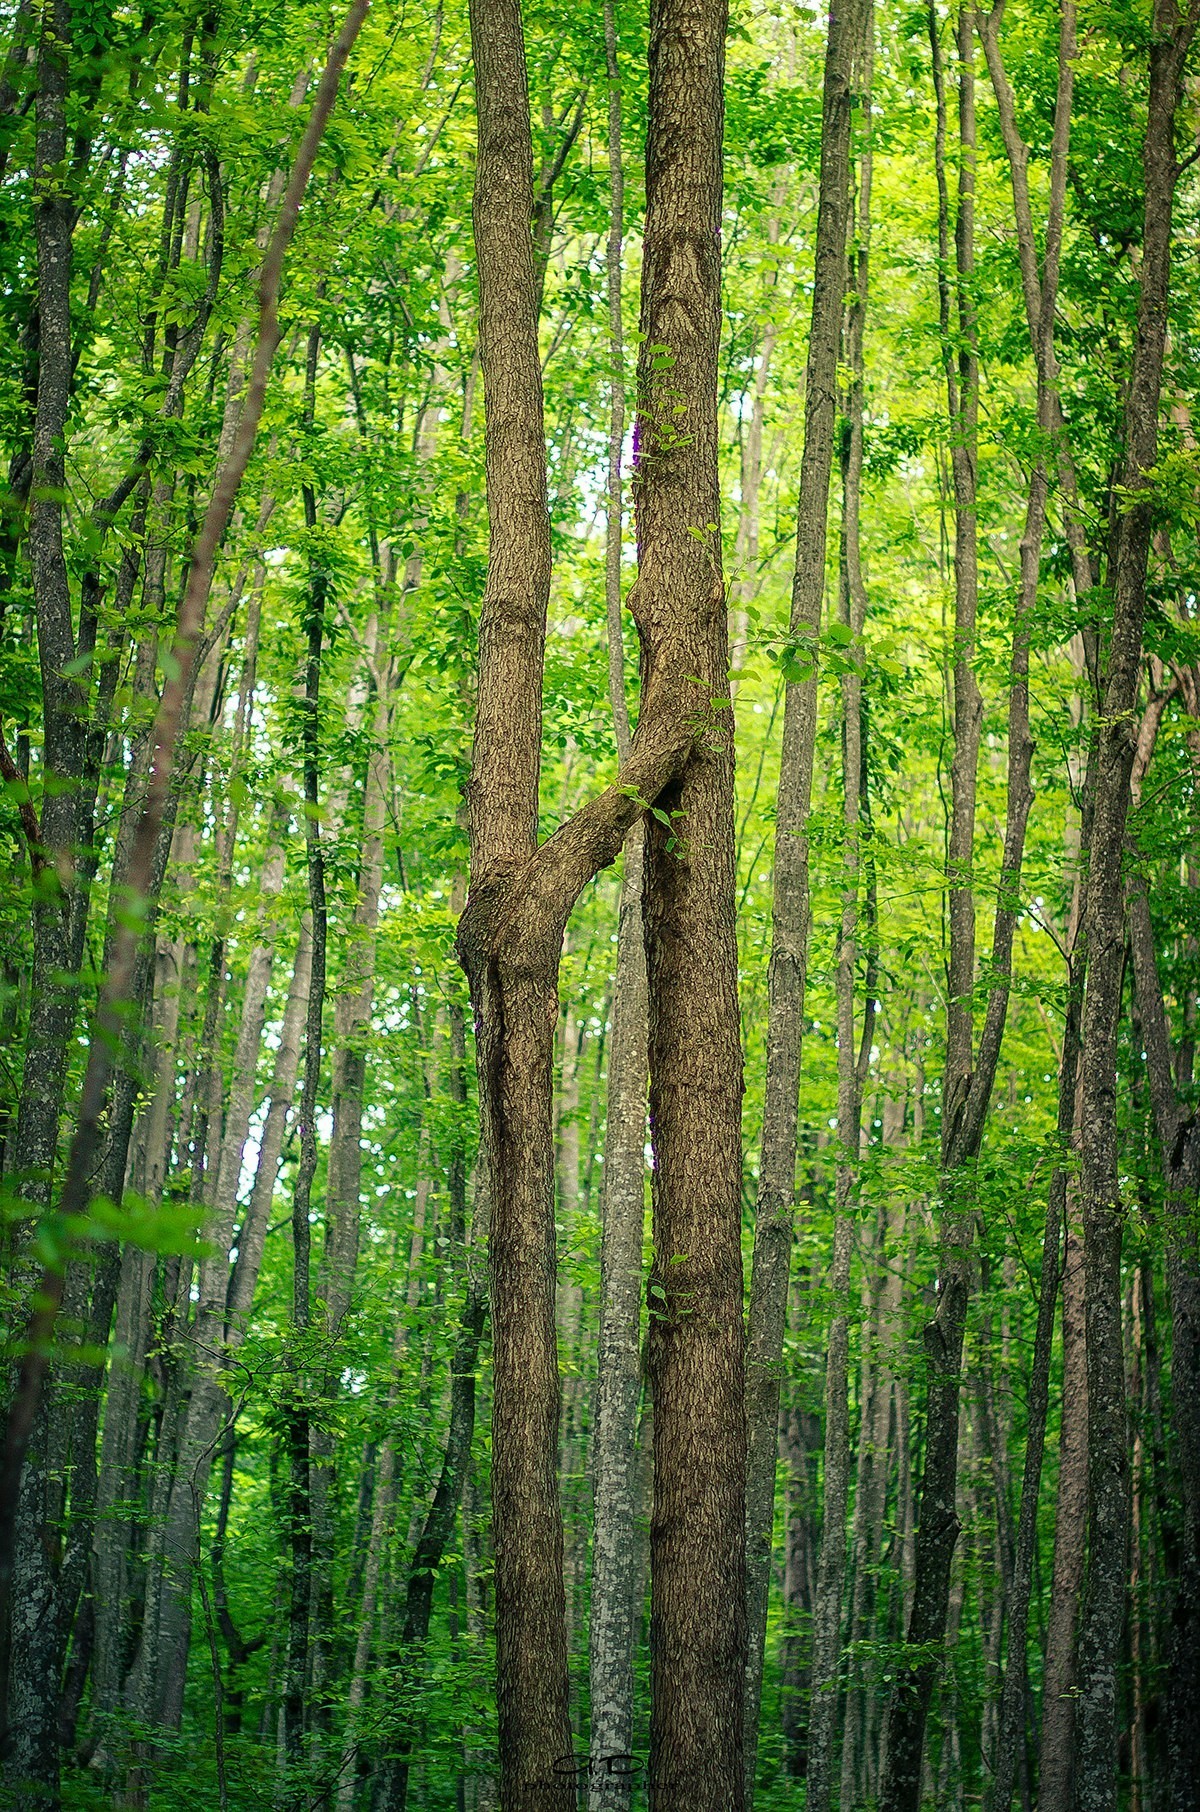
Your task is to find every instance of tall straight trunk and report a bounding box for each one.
[976,11,1078,1811]
[7,581,225,1793]
[1074,11,1198,1807]
[840,1077,906,1806]
[635,1,745,1805]
[2,9,79,1780]
[133,629,272,1724]
[1127,880,1200,1809]
[1127,1264,1152,1812]
[1037,1215,1088,1811]
[804,21,874,1802]
[729,309,776,690]
[779,1374,819,1779]
[841,1187,907,1808]
[309,648,391,1738]
[226,915,312,1336]
[108,910,312,1745]
[881,0,1040,1789]
[320,674,389,1331]
[555,1004,587,1696]
[742,0,866,1787]
[588,6,650,1798]
[281,413,330,1799]
[878,14,981,1803]
[11,0,80,1233]
[989,1032,1081,1812]
[89,934,185,1733]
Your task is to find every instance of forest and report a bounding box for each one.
[0,0,1199,1805]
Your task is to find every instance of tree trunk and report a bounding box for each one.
[458,3,574,1798]
[336,1168,432,1812]
[804,18,874,1795]
[1127,879,1200,1810]
[742,0,866,1785]
[589,8,650,1795]
[280,399,330,1799]
[1,15,80,1787]
[878,15,981,1802]
[458,1,733,1803]
[225,915,312,1337]
[1074,13,1198,1807]
[309,647,391,1738]
[377,1181,490,1812]
[977,10,1078,1808]
[635,2,745,1807]
[1037,1217,1088,1812]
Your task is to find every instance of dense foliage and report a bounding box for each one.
[2,0,1199,1807]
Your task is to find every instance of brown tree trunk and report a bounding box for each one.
[1037,1216,1088,1812]
[458,3,574,1799]
[280,367,330,1798]
[458,4,736,1806]
[1,14,81,1785]
[804,17,874,1798]
[1127,879,1200,1810]
[1074,11,1199,1807]
[635,3,745,1807]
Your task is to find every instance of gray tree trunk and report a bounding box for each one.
[588,7,650,1793]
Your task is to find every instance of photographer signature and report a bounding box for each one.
[532,1751,645,1785]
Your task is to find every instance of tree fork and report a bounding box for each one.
[459,0,726,1801]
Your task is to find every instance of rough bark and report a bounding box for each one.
[634,2,745,1807]
[11,0,80,1238]
[458,1,739,1802]
[1074,12,1199,1806]
[1127,878,1200,1811]
[459,4,574,1798]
